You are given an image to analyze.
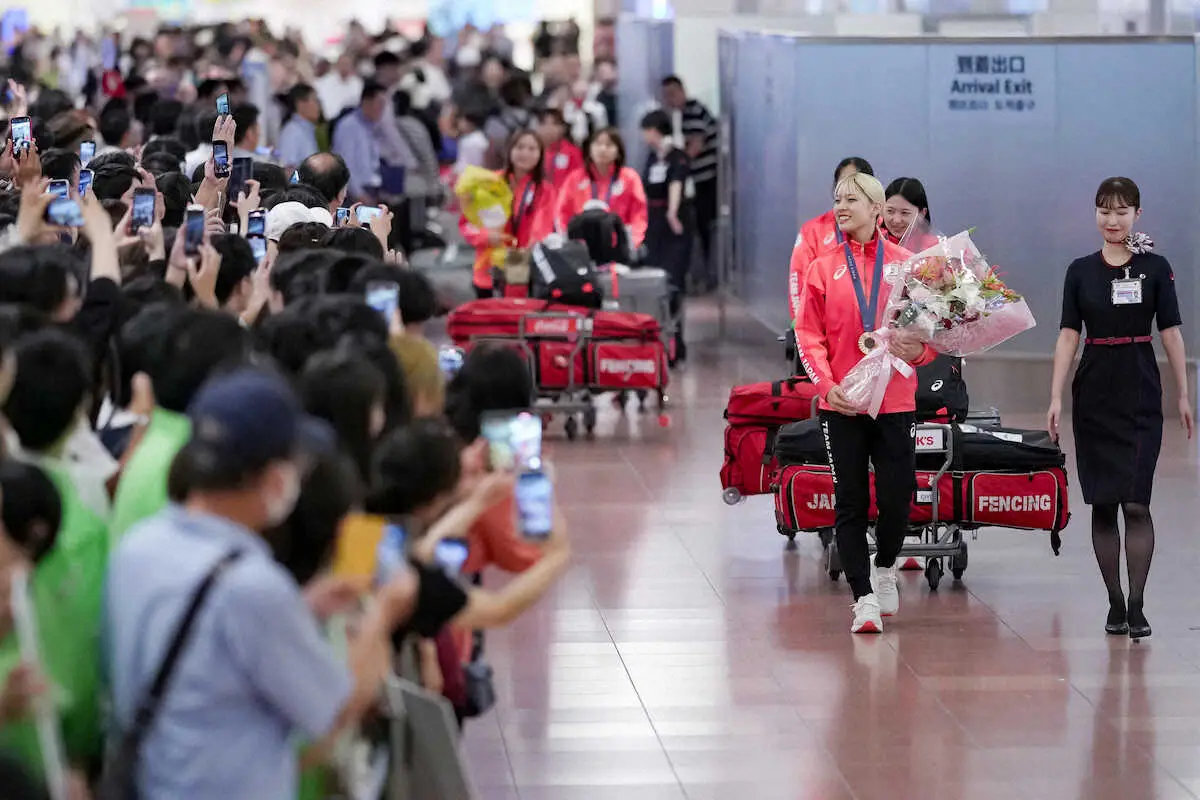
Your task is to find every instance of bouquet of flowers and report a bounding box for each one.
[841,230,1036,417]
[454,166,513,269]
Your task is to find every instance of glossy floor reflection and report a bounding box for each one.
[460,298,1200,800]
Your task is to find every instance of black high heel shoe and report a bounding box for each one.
[1105,603,1129,636]
[1127,602,1151,641]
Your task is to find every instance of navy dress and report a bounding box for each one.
[1060,251,1182,505]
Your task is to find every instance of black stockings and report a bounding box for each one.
[1092,502,1155,611]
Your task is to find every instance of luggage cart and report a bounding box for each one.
[598,265,677,418]
[821,423,971,591]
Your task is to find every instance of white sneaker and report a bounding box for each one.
[851,593,884,634]
[872,564,900,617]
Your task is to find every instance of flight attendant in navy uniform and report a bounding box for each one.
[1048,177,1193,641]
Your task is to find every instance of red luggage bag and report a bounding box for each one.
[721,377,820,503]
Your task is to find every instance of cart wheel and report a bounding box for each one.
[659,391,669,409]
[612,392,628,410]
[951,542,968,580]
[657,413,671,428]
[819,528,834,551]
[637,389,648,409]
[827,539,842,582]
[722,487,742,505]
[564,417,579,441]
[925,558,943,591]
[583,407,597,436]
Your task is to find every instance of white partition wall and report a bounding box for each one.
[720,33,1200,360]
[616,15,675,168]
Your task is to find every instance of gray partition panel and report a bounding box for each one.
[723,34,1199,356]
[616,16,675,170]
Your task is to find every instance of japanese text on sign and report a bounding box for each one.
[931,46,1054,125]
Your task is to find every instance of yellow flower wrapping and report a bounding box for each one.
[454,166,514,269]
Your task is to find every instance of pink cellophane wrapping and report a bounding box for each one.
[840,230,1036,417]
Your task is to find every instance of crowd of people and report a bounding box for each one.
[0,18,653,799]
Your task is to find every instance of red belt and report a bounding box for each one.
[1085,336,1152,345]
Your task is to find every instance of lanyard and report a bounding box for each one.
[509,180,536,237]
[842,237,885,334]
[835,226,844,245]
[590,173,615,205]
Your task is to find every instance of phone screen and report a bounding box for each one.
[481,410,542,472]
[10,117,30,146]
[79,140,95,167]
[365,281,399,323]
[45,198,84,227]
[374,522,407,585]
[434,539,469,577]
[78,169,93,196]
[356,206,382,225]
[438,346,464,378]
[336,207,350,226]
[184,209,205,255]
[212,142,230,177]
[48,180,69,200]
[515,471,554,540]
[229,157,253,200]
[246,209,266,237]
[249,236,267,264]
[216,92,230,116]
[131,190,156,233]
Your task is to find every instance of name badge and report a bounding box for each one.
[555,153,569,169]
[1112,278,1143,305]
[648,163,668,184]
[611,180,624,196]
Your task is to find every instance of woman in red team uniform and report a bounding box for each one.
[459,130,558,298]
[796,172,935,635]
[536,108,584,191]
[556,126,648,250]
[882,177,938,252]
[788,157,874,323]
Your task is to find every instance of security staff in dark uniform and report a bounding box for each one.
[639,110,692,366]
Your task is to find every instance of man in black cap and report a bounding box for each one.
[104,367,415,798]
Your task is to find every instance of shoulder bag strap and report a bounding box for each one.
[128,550,243,737]
[469,573,485,662]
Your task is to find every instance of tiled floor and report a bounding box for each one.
[460,298,1200,800]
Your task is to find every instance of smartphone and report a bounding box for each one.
[355,205,382,225]
[229,156,252,200]
[481,409,542,472]
[79,140,95,167]
[184,204,206,255]
[374,522,407,585]
[9,115,30,155]
[246,208,266,237]
[434,538,469,577]
[48,179,69,200]
[212,140,230,178]
[515,470,554,540]
[335,206,350,226]
[365,281,399,323]
[249,235,267,264]
[78,168,93,196]
[438,346,464,379]
[131,188,156,233]
[45,197,84,227]
[216,92,230,116]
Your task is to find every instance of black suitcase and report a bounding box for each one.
[915,424,1066,471]
[530,238,604,308]
[774,418,827,468]
[567,208,632,266]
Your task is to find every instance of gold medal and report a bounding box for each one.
[858,332,877,354]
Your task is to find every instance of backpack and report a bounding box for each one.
[567,207,632,266]
[530,238,604,308]
[915,354,969,422]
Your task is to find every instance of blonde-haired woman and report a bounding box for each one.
[795,172,935,634]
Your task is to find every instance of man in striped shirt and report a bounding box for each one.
[662,75,719,291]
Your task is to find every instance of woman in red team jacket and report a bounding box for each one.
[788,156,874,324]
[557,126,648,250]
[796,171,935,635]
[459,130,558,298]
[882,176,938,253]
[536,107,584,192]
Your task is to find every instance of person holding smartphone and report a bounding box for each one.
[795,172,933,635]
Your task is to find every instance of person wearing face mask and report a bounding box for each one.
[1047,177,1191,641]
[795,172,934,635]
[459,130,558,299]
[556,127,647,252]
[104,368,418,799]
